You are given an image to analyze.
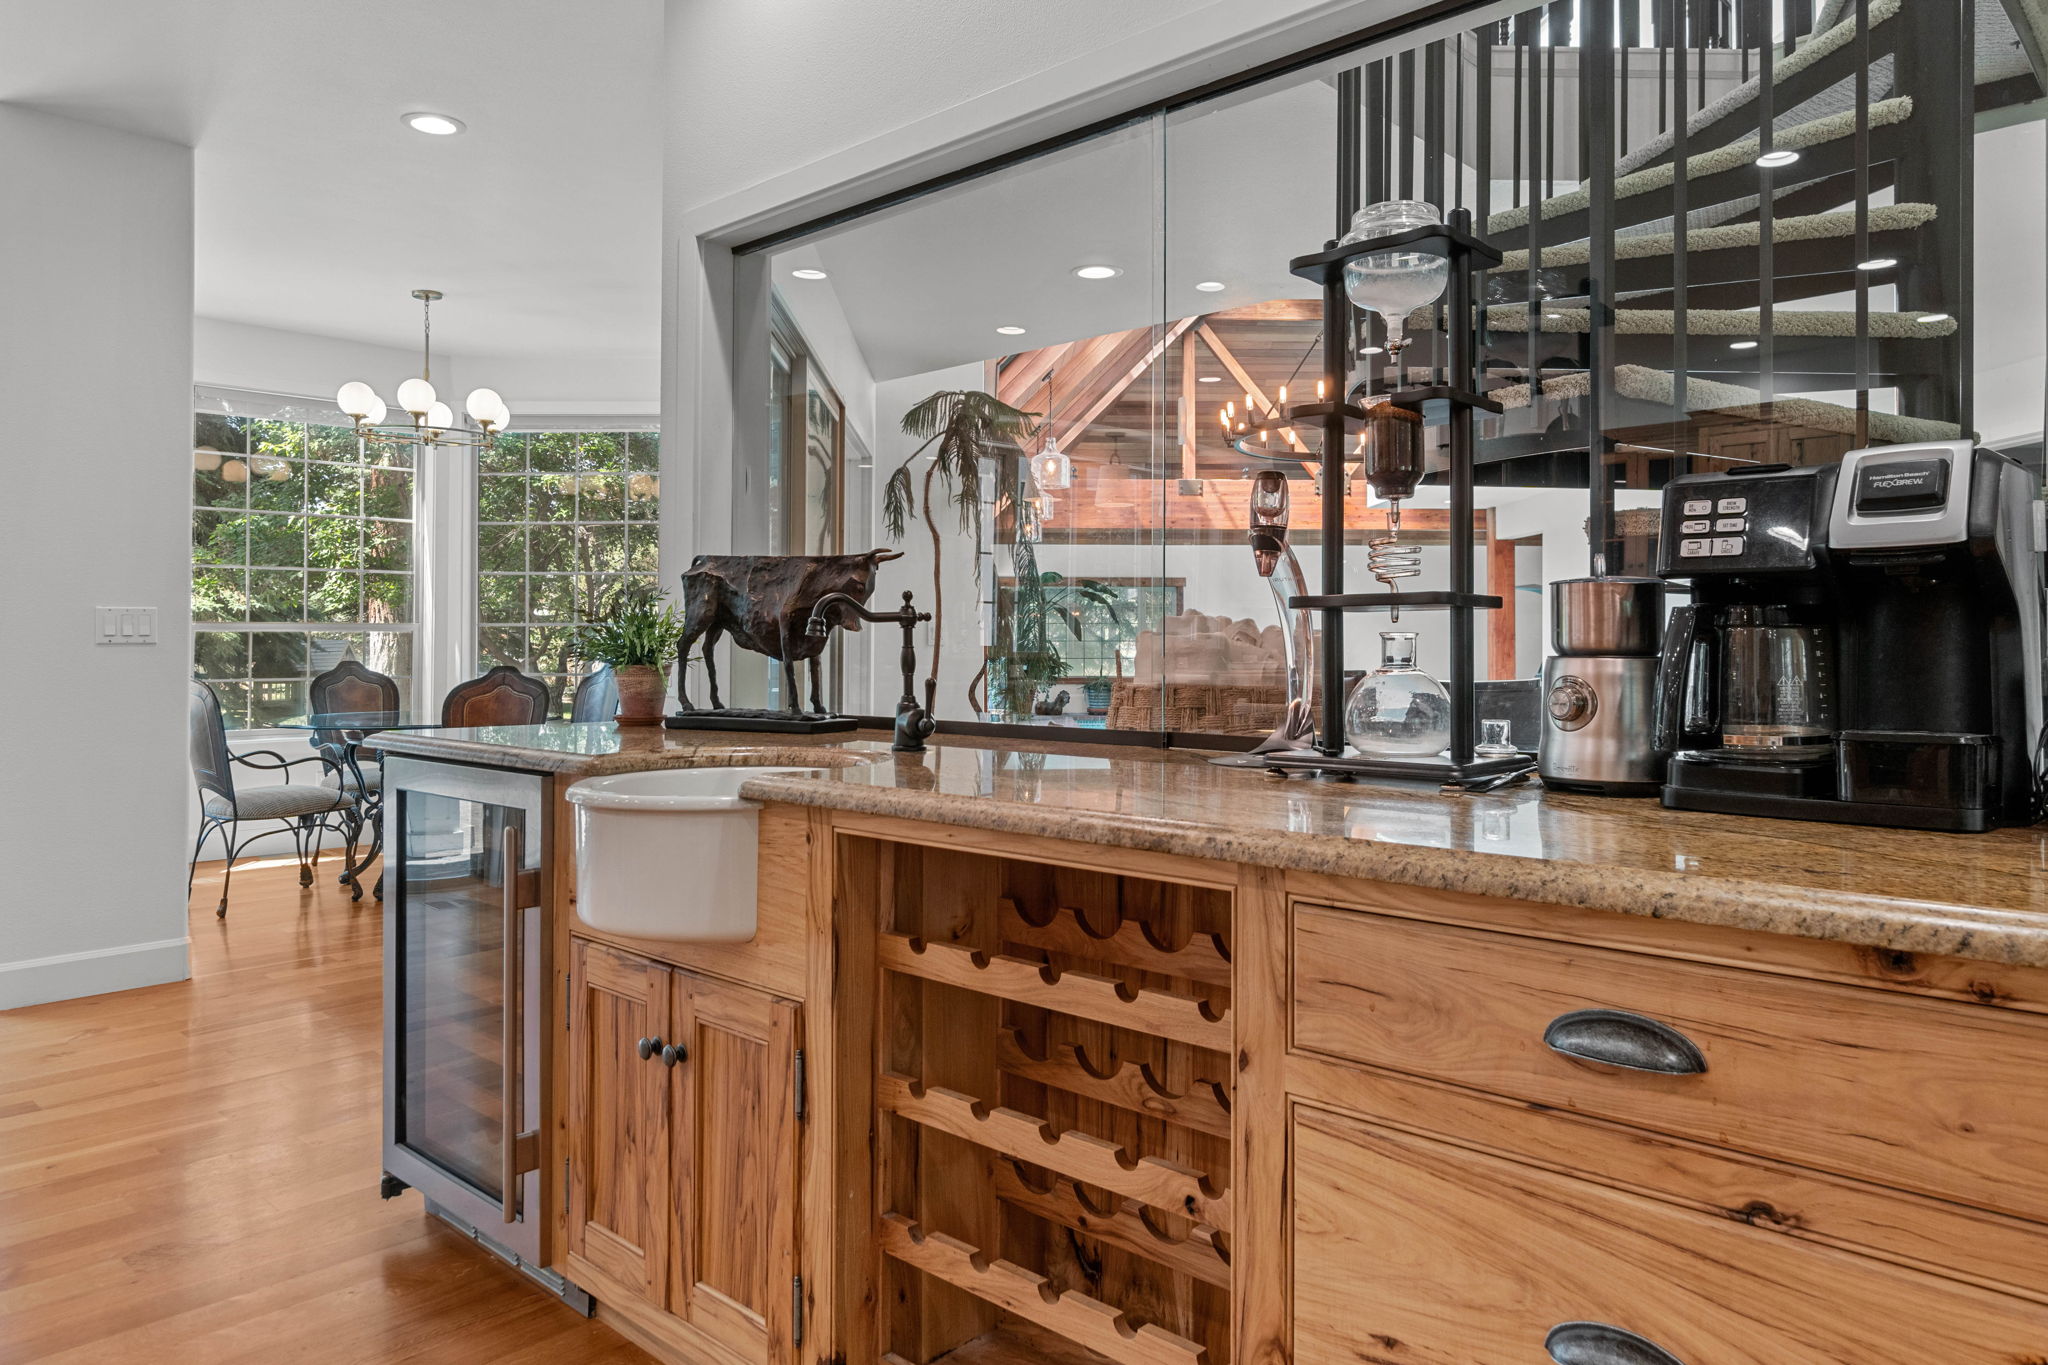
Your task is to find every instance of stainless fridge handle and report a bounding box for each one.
[501,828,524,1224]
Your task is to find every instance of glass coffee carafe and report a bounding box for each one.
[1718,605,1835,756]
[1344,631,1453,758]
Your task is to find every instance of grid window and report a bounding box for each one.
[476,430,660,716]
[192,412,415,727]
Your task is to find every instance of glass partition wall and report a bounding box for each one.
[730,0,2045,743]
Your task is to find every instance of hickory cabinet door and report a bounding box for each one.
[566,940,674,1307]
[669,969,802,1365]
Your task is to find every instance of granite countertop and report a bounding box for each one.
[374,722,2048,967]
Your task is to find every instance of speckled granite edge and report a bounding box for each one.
[737,774,2048,968]
[371,730,880,777]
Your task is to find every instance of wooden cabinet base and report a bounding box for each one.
[1292,1102,2048,1364]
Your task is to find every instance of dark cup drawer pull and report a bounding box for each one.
[1546,1320,1687,1365]
[1543,1009,1707,1076]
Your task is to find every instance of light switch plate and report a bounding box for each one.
[96,607,159,645]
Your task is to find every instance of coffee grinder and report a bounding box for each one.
[1654,441,2044,831]
[1538,577,1669,795]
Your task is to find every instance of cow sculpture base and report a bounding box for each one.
[662,708,860,735]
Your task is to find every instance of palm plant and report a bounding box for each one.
[882,389,1038,711]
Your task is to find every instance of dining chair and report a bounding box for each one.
[569,664,620,723]
[188,680,358,919]
[309,659,400,799]
[441,665,552,727]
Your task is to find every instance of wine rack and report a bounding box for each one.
[870,844,1235,1365]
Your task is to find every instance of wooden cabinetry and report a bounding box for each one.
[1265,884,2048,1365]
[565,939,801,1365]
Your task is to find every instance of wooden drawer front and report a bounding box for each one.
[1292,1104,2048,1365]
[1290,904,2048,1223]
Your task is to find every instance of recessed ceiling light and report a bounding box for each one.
[1197,375,1222,383]
[1754,149,1800,168]
[403,112,465,136]
[790,268,828,280]
[1858,257,1899,271]
[1730,340,1759,350]
[1194,280,1226,293]
[1361,345,1385,356]
[1918,312,1952,324]
[995,325,1027,335]
[1073,265,1122,280]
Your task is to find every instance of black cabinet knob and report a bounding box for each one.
[635,1035,663,1061]
[660,1042,687,1068]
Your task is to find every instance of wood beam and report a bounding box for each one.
[995,341,1078,411]
[1180,330,1198,482]
[1054,316,1198,449]
[1485,511,1520,679]
[1208,298,1324,323]
[1194,323,1312,457]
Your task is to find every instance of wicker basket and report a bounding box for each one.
[1106,680,1288,735]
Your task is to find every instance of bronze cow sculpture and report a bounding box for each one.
[677,549,904,714]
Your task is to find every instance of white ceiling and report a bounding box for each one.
[0,0,663,361]
[786,76,1338,383]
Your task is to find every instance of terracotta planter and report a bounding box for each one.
[614,664,668,727]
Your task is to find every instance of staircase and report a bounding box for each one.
[1364,0,2046,487]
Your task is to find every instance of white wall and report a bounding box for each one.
[0,105,194,1009]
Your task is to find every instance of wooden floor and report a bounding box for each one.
[0,856,652,1364]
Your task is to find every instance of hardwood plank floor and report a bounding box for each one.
[0,856,651,1364]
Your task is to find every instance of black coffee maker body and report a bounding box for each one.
[1655,441,2043,831]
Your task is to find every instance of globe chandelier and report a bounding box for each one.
[334,289,511,450]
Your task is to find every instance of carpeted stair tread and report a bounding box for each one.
[1487,96,1915,235]
[1613,0,1903,178]
[1494,203,1936,272]
[1412,305,1955,338]
[1485,364,1963,444]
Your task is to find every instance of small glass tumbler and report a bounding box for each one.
[1475,717,1520,757]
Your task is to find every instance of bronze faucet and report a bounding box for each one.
[805,590,936,752]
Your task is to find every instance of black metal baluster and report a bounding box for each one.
[1427,41,1447,386]
[1526,15,1543,408]
[1672,0,1691,468]
[1399,48,1416,199]
[1324,67,1362,757]
[1753,0,1775,415]
[1853,0,1870,447]
[1586,0,1617,572]
[1476,24,1494,236]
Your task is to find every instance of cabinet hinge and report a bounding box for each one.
[793,1048,807,1122]
[792,1274,804,1347]
[562,1159,570,1215]
[563,972,571,1030]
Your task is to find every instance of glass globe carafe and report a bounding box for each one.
[1339,200,1450,367]
[1344,631,1453,759]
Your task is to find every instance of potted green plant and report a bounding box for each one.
[573,589,688,726]
[882,389,1038,715]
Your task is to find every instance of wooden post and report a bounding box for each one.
[1485,510,1520,679]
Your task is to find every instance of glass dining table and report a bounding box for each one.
[276,711,446,900]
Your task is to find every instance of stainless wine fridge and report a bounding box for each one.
[380,756,587,1310]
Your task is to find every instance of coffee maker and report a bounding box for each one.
[1654,441,2043,831]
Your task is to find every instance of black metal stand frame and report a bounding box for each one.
[1257,203,1522,785]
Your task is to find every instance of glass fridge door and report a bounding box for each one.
[382,758,544,1262]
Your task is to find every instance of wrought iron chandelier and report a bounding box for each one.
[333,289,510,450]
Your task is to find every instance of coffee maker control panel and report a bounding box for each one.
[1656,465,1835,577]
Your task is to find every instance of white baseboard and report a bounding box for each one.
[0,937,191,1010]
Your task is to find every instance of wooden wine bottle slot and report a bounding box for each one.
[880,932,1232,1052]
[880,1212,1210,1365]
[999,899,1233,990]
[994,1161,1230,1288]
[996,1029,1232,1139]
[880,1071,1232,1227]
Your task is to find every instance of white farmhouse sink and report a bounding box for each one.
[565,766,829,942]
